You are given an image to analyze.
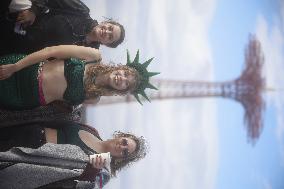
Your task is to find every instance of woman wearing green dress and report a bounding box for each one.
[0,45,159,110]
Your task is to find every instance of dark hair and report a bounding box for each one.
[103,20,125,48]
[110,131,148,177]
[60,122,147,177]
[74,124,148,177]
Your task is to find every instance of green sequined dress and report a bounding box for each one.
[0,54,40,110]
[63,58,86,105]
[0,55,87,110]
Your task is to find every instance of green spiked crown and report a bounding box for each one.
[126,50,160,105]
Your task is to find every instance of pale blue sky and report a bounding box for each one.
[83,0,284,188]
[210,1,284,189]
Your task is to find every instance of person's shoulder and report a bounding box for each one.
[79,124,103,140]
[48,0,91,17]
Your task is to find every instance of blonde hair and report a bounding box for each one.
[84,63,140,99]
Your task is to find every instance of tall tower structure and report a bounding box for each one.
[97,36,265,143]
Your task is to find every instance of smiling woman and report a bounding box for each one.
[88,21,124,48]
[0,120,148,188]
[0,45,159,110]
[84,63,140,97]
[109,70,137,91]
[0,0,126,56]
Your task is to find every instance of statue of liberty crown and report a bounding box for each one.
[126,50,160,105]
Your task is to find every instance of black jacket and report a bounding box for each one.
[0,0,99,55]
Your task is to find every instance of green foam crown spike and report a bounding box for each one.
[126,50,160,104]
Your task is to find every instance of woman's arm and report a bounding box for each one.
[16,45,101,70]
[83,97,101,105]
[0,45,101,80]
[79,164,110,189]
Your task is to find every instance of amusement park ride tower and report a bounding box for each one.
[97,36,265,143]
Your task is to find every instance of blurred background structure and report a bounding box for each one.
[86,37,265,143]
[84,1,284,189]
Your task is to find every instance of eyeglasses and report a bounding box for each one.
[121,138,128,146]
[122,149,129,158]
[121,138,129,158]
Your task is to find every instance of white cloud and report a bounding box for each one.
[143,0,216,80]
[83,0,107,20]
[255,12,284,165]
[84,0,217,81]
[87,99,218,189]
[263,180,273,189]
[279,0,284,31]
[250,170,274,189]
[83,0,219,188]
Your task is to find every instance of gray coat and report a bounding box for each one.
[0,143,110,189]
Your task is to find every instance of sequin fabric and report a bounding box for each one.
[63,58,86,105]
[38,61,46,105]
[0,54,40,110]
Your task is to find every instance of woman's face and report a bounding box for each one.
[109,137,137,158]
[108,69,136,91]
[94,22,121,46]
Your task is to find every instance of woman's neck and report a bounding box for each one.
[85,30,98,44]
[92,140,114,153]
[79,130,106,153]
[94,73,108,86]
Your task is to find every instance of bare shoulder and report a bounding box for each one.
[79,130,93,139]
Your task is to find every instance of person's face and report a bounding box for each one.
[108,70,136,91]
[95,22,121,46]
[108,137,137,158]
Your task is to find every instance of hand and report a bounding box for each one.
[17,10,36,28]
[90,155,106,169]
[0,64,17,80]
